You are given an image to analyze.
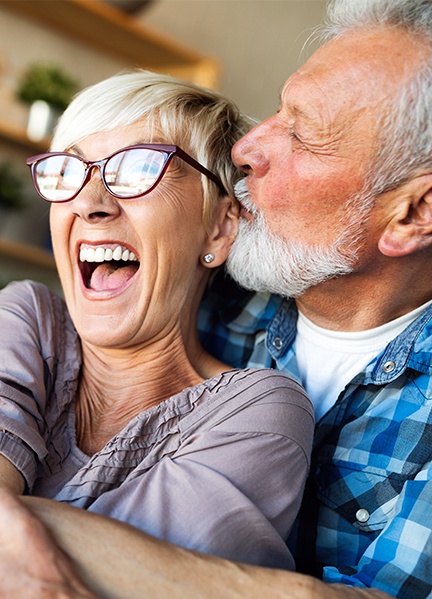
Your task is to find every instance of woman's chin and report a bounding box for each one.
[62,270,146,347]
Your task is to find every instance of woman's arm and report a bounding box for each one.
[0,281,77,491]
[0,454,24,493]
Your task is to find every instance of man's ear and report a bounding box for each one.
[379,174,432,257]
[200,197,239,268]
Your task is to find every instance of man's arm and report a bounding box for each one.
[0,489,97,599]
[3,492,389,599]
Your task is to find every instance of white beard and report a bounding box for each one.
[226,179,370,298]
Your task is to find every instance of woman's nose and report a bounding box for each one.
[232,120,271,177]
[71,169,122,224]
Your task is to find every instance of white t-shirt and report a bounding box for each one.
[294,300,432,421]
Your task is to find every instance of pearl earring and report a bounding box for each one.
[203,253,215,264]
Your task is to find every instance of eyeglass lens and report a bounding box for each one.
[33,148,169,202]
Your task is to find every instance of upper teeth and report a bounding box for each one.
[80,245,137,263]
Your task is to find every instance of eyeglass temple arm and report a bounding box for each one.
[175,148,227,195]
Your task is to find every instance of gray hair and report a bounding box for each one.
[319,0,432,197]
[51,69,255,230]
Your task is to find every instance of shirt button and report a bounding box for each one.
[382,360,396,373]
[272,337,283,350]
[356,508,370,523]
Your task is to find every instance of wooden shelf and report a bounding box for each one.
[0,238,61,293]
[0,238,55,270]
[0,119,49,152]
[0,0,220,88]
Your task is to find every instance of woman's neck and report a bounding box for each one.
[75,273,233,455]
[76,334,204,455]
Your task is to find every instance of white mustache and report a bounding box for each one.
[234,179,259,217]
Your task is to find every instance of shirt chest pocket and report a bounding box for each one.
[314,460,408,533]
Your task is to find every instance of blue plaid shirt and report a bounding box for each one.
[199,273,432,598]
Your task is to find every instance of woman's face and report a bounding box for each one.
[50,121,228,350]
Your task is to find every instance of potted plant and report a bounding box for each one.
[16,62,79,141]
[17,61,79,111]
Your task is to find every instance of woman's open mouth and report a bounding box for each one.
[79,243,140,291]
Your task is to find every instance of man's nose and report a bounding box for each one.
[232,120,271,177]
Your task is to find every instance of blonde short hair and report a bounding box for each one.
[51,70,255,230]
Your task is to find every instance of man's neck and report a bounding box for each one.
[295,267,432,332]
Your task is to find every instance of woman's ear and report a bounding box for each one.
[200,197,239,268]
[379,174,432,257]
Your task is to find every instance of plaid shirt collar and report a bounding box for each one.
[206,272,432,380]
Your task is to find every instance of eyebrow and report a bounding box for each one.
[292,104,315,122]
[279,100,316,126]
[279,85,313,119]
[68,145,83,157]
[69,138,168,159]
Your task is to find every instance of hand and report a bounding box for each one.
[0,488,98,599]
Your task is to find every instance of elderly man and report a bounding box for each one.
[0,0,431,597]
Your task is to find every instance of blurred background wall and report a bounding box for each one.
[141,0,327,120]
[0,0,328,129]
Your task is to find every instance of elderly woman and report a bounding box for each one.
[0,70,313,570]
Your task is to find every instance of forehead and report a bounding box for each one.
[72,120,165,159]
[280,27,425,130]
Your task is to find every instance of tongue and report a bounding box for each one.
[90,263,138,291]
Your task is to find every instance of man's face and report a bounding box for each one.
[230,27,424,298]
[227,178,364,298]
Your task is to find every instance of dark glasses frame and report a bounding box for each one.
[26,143,226,203]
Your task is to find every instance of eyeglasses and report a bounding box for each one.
[26,143,226,203]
